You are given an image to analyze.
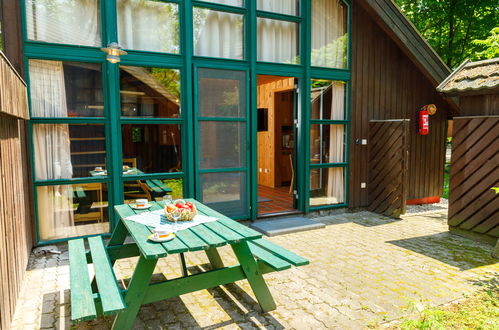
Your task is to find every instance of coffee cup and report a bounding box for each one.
[95,166,103,172]
[152,227,171,239]
[136,199,148,207]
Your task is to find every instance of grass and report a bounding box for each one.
[443,164,450,199]
[395,285,498,330]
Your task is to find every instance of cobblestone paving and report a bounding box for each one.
[11,210,498,329]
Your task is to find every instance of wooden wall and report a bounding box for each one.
[459,94,499,116]
[256,76,294,188]
[350,2,448,207]
[448,116,498,244]
[0,54,32,329]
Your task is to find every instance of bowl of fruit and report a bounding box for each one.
[164,199,197,222]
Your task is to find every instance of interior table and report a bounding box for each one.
[110,199,276,329]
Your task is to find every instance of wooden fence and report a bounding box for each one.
[368,120,410,218]
[0,52,32,329]
[448,116,499,244]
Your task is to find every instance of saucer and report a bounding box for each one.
[148,233,175,242]
[130,203,152,210]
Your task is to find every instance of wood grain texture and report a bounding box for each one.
[0,54,31,329]
[368,120,410,218]
[350,2,448,207]
[448,116,499,242]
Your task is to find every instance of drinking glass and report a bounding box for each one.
[171,208,181,233]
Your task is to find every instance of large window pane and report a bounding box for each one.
[29,60,103,118]
[310,167,345,206]
[201,172,247,218]
[25,0,101,47]
[257,0,299,16]
[37,183,109,241]
[117,0,179,54]
[120,66,180,118]
[198,69,246,117]
[311,0,348,68]
[311,80,346,120]
[257,18,299,64]
[123,177,183,203]
[200,122,246,169]
[121,124,182,173]
[33,124,106,180]
[199,0,243,7]
[193,8,244,60]
[310,124,345,164]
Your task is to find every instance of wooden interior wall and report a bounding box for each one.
[459,94,499,116]
[0,54,32,329]
[256,76,294,188]
[350,2,448,207]
[448,116,499,245]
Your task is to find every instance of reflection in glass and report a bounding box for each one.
[310,124,345,164]
[311,0,348,68]
[257,0,299,16]
[29,60,103,118]
[33,124,106,180]
[120,66,180,118]
[310,167,345,206]
[117,0,179,53]
[26,0,101,46]
[37,183,109,241]
[311,80,346,120]
[198,69,246,117]
[123,178,183,202]
[257,18,299,64]
[200,122,246,169]
[121,124,181,173]
[199,0,243,6]
[201,172,247,218]
[193,8,244,59]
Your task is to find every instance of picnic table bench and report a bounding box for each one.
[68,199,308,329]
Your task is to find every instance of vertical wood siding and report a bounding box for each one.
[448,116,499,244]
[350,2,447,207]
[0,56,32,329]
[459,94,499,116]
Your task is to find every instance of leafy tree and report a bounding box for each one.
[472,28,499,60]
[394,0,499,68]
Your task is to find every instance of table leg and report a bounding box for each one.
[112,255,158,330]
[179,253,188,277]
[205,248,224,269]
[231,241,276,312]
[108,219,128,247]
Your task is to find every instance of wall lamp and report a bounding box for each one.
[101,42,127,64]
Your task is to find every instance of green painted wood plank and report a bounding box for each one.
[68,239,97,322]
[251,238,309,267]
[175,229,209,251]
[203,221,245,243]
[190,225,227,247]
[88,236,126,315]
[248,242,291,271]
[114,204,136,219]
[160,235,189,254]
[145,180,163,193]
[152,179,172,192]
[75,186,86,198]
[122,220,168,260]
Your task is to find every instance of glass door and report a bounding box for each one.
[194,67,250,219]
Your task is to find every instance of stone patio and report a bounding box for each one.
[10,209,498,329]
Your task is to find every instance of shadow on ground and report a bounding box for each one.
[387,232,498,270]
[315,211,401,227]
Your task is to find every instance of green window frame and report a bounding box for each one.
[21,0,351,244]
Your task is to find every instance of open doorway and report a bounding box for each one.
[257,75,299,217]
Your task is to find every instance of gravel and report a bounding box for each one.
[405,198,448,215]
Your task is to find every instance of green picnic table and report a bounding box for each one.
[68,199,309,329]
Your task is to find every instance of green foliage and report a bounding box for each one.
[491,187,499,194]
[394,0,499,68]
[162,178,183,200]
[472,27,499,60]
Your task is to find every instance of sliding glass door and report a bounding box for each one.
[194,67,249,219]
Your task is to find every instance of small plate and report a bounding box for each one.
[130,203,152,210]
[148,233,175,242]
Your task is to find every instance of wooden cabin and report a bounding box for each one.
[0,0,456,246]
[437,58,499,245]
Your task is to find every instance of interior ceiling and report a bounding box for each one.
[257,75,289,86]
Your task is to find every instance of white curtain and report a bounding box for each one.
[257,0,297,15]
[30,60,74,240]
[257,18,298,64]
[26,0,101,47]
[327,82,345,203]
[194,8,243,59]
[117,0,179,53]
[311,0,347,68]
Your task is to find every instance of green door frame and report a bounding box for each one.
[20,0,352,244]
